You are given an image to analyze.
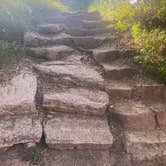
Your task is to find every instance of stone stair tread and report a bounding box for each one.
[34,61,104,90]
[44,112,113,150]
[42,149,112,166]
[24,31,115,49]
[26,45,75,60]
[110,99,166,130]
[43,88,109,116]
[125,130,166,160]
[81,20,110,28]
[0,115,42,148]
[92,47,133,62]
[37,24,64,34]
[105,77,165,100]
[0,72,37,117]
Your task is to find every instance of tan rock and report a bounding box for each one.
[44,112,113,150]
[43,88,109,116]
[34,61,104,90]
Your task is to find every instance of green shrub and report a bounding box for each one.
[0,40,22,68]
[132,24,166,82]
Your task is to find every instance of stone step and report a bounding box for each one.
[34,61,105,90]
[106,80,165,100]
[125,130,166,165]
[46,13,101,25]
[0,72,42,148]
[37,23,110,36]
[61,11,101,20]
[44,112,113,150]
[0,115,42,149]
[43,88,109,116]
[81,20,110,29]
[42,149,112,166]
[26,45,75,61]
[102,63,139,80]
[93,48,133,63]
[109,99,166,130]
[24,31,114,49]
[37,24,64,34]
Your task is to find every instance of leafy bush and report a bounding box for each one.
[0,40,22,68]
[132,24,166,82]
[0,0,67,42]
[89,0,166,82]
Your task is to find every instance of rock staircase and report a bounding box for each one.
[0,11,166,165]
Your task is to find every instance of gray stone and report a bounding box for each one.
[44,112,113,150]
[26,45,74,61]
[0,115,42,148]
[43,88,109,116]
[34,61,104,90]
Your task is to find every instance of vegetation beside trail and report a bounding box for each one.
[89,0,166,82]
[0,0,66,66]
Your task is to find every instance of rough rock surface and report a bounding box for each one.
[26,45,75,61]
[0,116,42,148]
[34,61,105,90]
[44,112,113,150]
[43,88,109,115]
[0,72,37,116]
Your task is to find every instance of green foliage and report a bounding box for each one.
[0,40,22,67]
[0,0,67,41]
[90,0,166,82]
[28,146,42,162]
[132,25,166,82]
[89,0,135,32]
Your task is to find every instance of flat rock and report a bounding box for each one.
[65,27,109,36]
[81,20,110,29]
[34,61,104,90]
[26,45,75,61]
[0,72,37,116]
[102,63,138,79]
[93,48,133,63]
[44,112,113,150]
[24,32,72,47]
[37,24,64,34]
[110,100,156,130]
[43,88,109,116]
[125,130,166,161]
[0,115,42,148]
[42,149,113,166]
[24,32,113,49]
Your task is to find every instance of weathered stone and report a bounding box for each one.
[0,72,37,116]
[65,27,109,36]
[34,61,104,90]
[24,32,72,47]
[102,63,138,80]
[110,100,156,130]
[42,149,113,166]
[148,102,166,128]
[125,130,166,161]
[26,46,74,61]
[24,32,113,49]
[43,88,109,116]
[0,115,42,148]
[0,72,42,148]
[37,24,64,34]
[106,81,133,99]
[81,20,110,29]
[93,48,133,63]
[44,112,113,150]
